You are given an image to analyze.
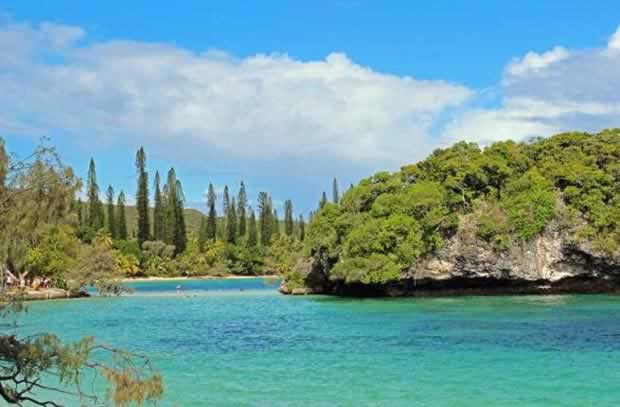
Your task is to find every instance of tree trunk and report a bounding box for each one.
[18,271,30,288]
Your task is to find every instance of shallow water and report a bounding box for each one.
[16,278,620,406]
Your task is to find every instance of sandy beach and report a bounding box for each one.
[121,275,279,282]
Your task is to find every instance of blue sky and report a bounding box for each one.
[1,1,620,215]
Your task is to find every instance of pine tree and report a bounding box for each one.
[106,185,116,238]
[86,158,104,229]
[206,183,217,241]
[161,183,169,239]
[135,147,150,245]
[237,181,247,238]
[153,171,164,241]
[116,191,128,240]
[299,214,305,241]
[174,179,187,253]
[284,200,294,236]
[222,186,230,218]
[247,209,258,247]
[258,192,272,246]
[273,208,280,238]
[226,197,237,243]
[319,191,327,209]
[164,168,177,246]
[332,178,339,204]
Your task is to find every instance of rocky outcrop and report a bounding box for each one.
[4,288,89,301]
[281,223,620,297]
[414,223,620,283]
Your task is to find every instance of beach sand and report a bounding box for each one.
[121,275,279,282]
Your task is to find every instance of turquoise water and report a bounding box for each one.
[16,278,620,406]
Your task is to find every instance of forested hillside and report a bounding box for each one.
[114,205,204,236]
[288,129,620,291]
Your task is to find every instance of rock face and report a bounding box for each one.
[15,288,89,301]
[415,223,620,283]
[282,223,620,297]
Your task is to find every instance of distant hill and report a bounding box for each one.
[122,205,205,236]
[106,205,290,238]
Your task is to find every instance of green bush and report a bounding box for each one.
[305,129,620,287]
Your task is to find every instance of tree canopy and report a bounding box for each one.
[0,139,163,406]
[304,129,620,285]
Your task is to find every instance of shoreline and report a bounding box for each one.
[1,288,88,301]
[3,276,280,302]
[121,275,280,282]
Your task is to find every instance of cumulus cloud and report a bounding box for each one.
[0,20,471,168]
[608,26,620,50]
[505,46,570,80]
[1,18,620,176]
[443,25,620,146]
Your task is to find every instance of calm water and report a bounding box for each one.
[15,278,620,406]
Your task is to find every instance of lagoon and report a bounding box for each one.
[18,278,620,406]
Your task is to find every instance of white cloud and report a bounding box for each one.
[441,107,558,146]
[608,26,620,50]
[443,25,620,146]
[1,19,620,176]
[505,46,570,80]
[0,20,471,168]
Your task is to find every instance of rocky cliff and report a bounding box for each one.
[281,222,620,297]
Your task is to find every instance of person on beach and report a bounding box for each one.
[176,285,181,294]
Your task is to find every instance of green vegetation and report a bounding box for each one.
[302,130,620,286]
[5,128,617,403]
[135,147,150,246]
[0,140,162,406]
[1,138,306,284]
[0,137,312,405]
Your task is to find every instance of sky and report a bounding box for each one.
[1,1,620,215]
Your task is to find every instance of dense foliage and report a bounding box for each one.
[0,137,309,405]
[302,130,620,285]
[1,138,307,286]
[0,140,162,406]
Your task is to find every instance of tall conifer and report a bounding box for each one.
[174,179,187,253]
[153,171,164,241]
[86,158,104,230]
[319,191,327,209]
[332,178,339,204]
[247,209,258,247]
[116,191,128,240]
[273,208,280,238]
[226,197,237,243]
[106,185,116,238]
[258,192,272,246]
[222,186,230,218]
[135,147,150,245]
[284,200,294,236]
[164,169,177,245]
[237,182,247,238]
[206,183,217,241]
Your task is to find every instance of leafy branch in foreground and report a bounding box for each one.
[0,138,163,406]
[0,327,162,406]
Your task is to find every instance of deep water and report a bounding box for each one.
[16,278,620,406]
